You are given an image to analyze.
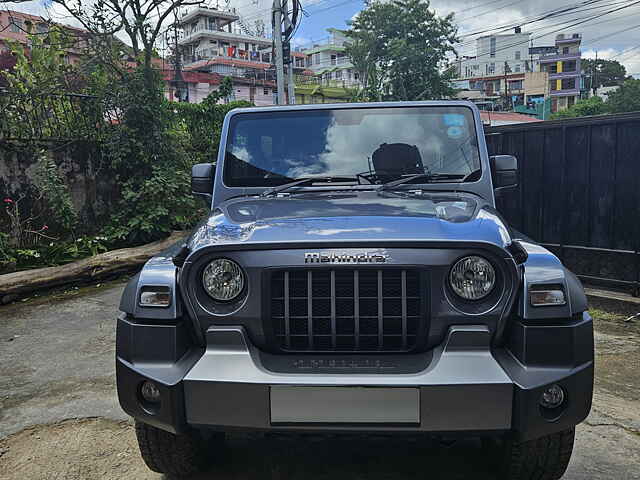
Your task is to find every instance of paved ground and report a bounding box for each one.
[0,282,639,479]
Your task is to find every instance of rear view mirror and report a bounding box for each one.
[191,163,215,203]
[490,155,518,191]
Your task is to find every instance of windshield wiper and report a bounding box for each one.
[378,170,480,191]
[261,175,367,197]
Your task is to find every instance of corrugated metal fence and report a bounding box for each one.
[485,112,640,294]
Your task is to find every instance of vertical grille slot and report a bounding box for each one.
[271,268,422,352]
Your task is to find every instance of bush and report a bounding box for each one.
[550,97,609,120]
[95,70,251,245]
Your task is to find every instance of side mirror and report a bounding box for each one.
[191,163,215,203]
[490,155,518,191]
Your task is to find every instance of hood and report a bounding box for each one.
[187,190,512,251]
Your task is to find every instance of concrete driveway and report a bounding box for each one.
[1,282,639,479]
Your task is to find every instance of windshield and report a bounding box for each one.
[223,106,481,187]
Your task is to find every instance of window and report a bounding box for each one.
[330,54,337,65]
[510,80,523,90]
[561,78,576,90]
[563,60,576,72]
[514,64,521,72]
[224,107,482,187]
[515,50,521,60]
[264,87,270,95]
[36,22,48,34]
[208,18,217,30]
[9,17,23,33]
[562,47,569,54]
[335,69,342,79]
[490,37,496,57]
[489,62,495,74]
[313,53,320,65]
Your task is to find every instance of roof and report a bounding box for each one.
[479,111,543,126]
[160,70,222,85]
[0,9,88,45]
[185,57,272,71]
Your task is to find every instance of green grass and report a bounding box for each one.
[589,308,627,322]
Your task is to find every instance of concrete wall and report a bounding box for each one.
[524,71,549,99]
[0,141,115,233]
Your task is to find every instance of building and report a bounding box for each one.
[454,29,583,115]
[0,10,87,65]
[178,7,274,78]
[454,73,525,110]
[539,33,583,112]
[457,30,542,79]
[299,28,361,88]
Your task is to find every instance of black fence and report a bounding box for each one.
[0,92,104,141]
[485,112,640,295]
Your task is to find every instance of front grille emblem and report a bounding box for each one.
[304,252,388,263]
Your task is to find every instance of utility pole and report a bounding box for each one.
[504,61,510,111]
[592,50,598,96]
[172,13,187,102]
[273,0,286,105]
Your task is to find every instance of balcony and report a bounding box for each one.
[179,28,271,47]
[539,52,581,63]
[555,33,582,44]
[548,70,580,79]
[183,51,271,66]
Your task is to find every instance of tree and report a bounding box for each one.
[50,0,204,86]
[605,78,640,114]
[582,58,627,90]
[550,96,609,119]
[346,0,458,101]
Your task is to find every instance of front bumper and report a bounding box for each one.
[116,313,593,441]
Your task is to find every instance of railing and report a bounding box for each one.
[295,75,361,89]
[0,92,104,141]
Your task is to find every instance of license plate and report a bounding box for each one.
[270,386,420,424]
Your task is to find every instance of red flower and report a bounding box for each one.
[3,198,13,204]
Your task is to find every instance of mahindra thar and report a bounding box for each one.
[116,102,593,479]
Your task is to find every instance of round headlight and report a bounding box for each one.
[202,258,245,301]
[449,256,496,300]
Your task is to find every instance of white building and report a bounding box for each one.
[178,7,273,80]
[458,30,543,78]
[299,28,361,88]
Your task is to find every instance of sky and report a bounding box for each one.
[3,0,640,77]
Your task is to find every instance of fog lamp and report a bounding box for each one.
[140,381,161,404]
[540,384,565,409]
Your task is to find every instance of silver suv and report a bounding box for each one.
[116,102,593,479]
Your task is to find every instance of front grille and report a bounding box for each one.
[269,269,423,352]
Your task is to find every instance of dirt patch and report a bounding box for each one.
[0,418,158,480]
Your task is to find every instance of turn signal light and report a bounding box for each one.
[529,287,565,307]
[139,287,171,307]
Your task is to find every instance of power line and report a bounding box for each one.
[461,0,640,62]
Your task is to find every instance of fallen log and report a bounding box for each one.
[0,231,188,304]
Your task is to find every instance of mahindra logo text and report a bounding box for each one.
[304,252,388,263]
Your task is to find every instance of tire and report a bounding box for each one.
[135,420,222,478]
[500,428,575,480]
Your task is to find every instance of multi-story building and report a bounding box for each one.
[539,33,582,112]
[299,28,361,88]
[454,29,583,115]
[178,7,273,78]
[0,10,87,65]
[457,29,541,79]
